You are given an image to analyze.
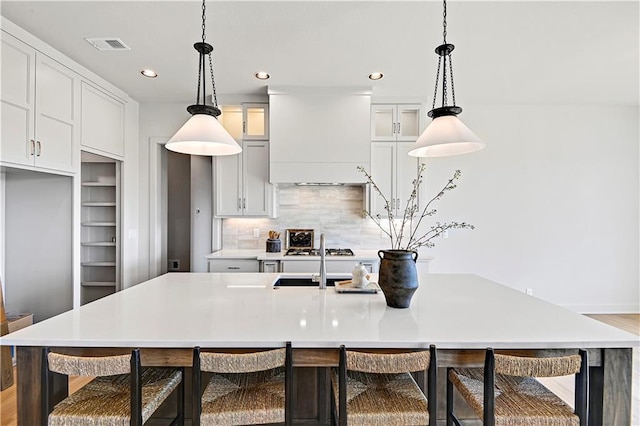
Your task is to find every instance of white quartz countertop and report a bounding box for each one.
[205,249,432,262]
[2,273,637,349]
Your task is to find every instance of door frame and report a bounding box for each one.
[149,137,169,278]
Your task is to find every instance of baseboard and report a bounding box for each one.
[560,304,640,314]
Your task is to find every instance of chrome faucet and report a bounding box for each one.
[319,233,327,289]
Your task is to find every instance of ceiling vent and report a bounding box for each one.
[85,37,131,51]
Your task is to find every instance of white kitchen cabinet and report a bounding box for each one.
[370,141,422,217]
[208,259,259,273]
[1,32,79,173]
[214,140,275,217]
[371,104,423,142]
[81,82,125,158]
[80,153,121,305]
[219,103,269,140]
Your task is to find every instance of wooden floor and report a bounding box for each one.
[1,314,638,426]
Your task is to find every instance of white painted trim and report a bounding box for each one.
[0,172,5,293]
[560,304,640,314]
[149,137,169,278]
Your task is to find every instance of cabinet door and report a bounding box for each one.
[219,105,243,140]
[1,33,35,167]
[243,141,272,216]
[371,104,396,141]
[81,82,124,158]
[396,105,423,141]
[395,142,421,213]
[243,103,269,140]
[214,152,243,216]
[35,54,78,172]
[370,142,396,217]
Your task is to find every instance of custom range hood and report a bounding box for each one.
[268,86,371,184]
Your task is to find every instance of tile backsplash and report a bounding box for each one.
[222,185,388,249]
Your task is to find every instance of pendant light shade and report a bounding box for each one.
[410,0,484,158]
[166,0,240,156]
[166,113,241,156]
[408,115,484,158]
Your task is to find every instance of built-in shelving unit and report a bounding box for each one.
[80,152,121,305]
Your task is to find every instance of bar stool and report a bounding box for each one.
[43,348,184,425]
[447,348,588,426]
[192,342,292,425]
[332,345,437,426]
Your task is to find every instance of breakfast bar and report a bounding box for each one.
[2,273,637,425]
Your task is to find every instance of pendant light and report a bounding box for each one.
[166,0,241,156]
[409,0,484,158]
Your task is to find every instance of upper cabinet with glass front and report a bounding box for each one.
[219,103,269,140]
[243,103,269,140]
[371,104,423,141]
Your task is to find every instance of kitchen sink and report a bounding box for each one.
[273,276,351,287]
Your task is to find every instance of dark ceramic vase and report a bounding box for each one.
[377,249,419,308]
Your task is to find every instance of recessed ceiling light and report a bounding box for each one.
[255,71,270,80]
[369,72,384,80]
[141,69,158,78]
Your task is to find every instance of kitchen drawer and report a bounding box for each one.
[208,259,259,273]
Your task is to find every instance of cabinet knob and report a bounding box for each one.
[36,141,42,156]
[30,140,36,156]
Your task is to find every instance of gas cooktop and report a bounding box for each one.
[284,248,354,256]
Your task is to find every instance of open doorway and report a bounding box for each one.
[167,150,191,272]
[149,137,218,277]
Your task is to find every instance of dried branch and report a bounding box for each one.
[359,166,474,250]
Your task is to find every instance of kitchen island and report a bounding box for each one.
[2,273,636,425]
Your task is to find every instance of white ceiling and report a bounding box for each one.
[1,1,638,106]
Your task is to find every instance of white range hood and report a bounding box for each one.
[268,86,371,184]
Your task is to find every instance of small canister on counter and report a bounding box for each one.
[266,230,282,252]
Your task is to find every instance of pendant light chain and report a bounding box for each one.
[442,52,448,107]
[196,50,203,105]
[200,0,219,108]
[431,0,458,111]
[201,0,207,42]
[442,0,447,44]
[209,54,219,108]
[431,56,442,111]
[448,54,456,106]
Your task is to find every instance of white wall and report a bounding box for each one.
[420,104,639,313]
[121,99,140,289]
